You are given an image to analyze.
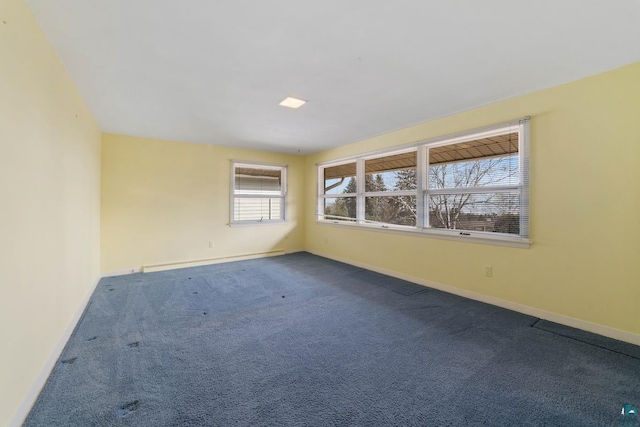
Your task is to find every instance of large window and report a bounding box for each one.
[317,118,530,245]
[231,161,287,224]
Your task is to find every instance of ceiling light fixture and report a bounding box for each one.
[279,96,307,109]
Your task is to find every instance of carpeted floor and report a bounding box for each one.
[24,252,640,426]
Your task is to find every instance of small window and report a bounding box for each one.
[231,162,287,224]
[322,161,357,223]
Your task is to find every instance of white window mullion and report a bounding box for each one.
[417,145,427,228]
[235,195,285,200]
[519,120,530,238]
[317,166,324,221]
[356,158,365,224]
[362,190,416,198]
[427,185,520,195]
[280,166,287,221]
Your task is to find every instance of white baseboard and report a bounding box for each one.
[284,249,305,255]
[8,276,101,427]
[309,250,640,347]
[101,267,142,277]
[101,249,306,277]
[141,250,286,273]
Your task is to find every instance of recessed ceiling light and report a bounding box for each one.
[279,96,307,109]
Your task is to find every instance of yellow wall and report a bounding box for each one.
[3,0,639,422]
[305,62,640,336]
[101,134,305,272]
[0,0,102,425]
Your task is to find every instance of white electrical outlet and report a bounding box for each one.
[208,240,214,248]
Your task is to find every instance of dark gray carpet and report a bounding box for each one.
[24,252,640,426]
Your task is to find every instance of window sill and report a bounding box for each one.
[229,220,288,227]
[317,220,531,249]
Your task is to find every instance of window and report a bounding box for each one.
[364,150,417,227]
[322,161,357,223]
[317,118,530,246]
[231,161,287,224]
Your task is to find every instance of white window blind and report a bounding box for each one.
[231,162,287,224]
[426,128,525,236]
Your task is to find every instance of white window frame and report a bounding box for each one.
[319,158,358,223]
[231,161,287,226]
[316,118,531,248]
[361,147,418,229]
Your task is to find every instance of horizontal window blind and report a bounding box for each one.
[232,162,287,223]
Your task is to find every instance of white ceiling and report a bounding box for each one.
[27,1,640,154]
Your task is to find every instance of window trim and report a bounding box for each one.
[316,118,531,247]
[230,160,287,226]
